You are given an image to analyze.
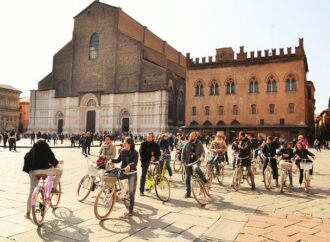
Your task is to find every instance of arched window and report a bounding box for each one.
[269,104,275,114]
[89,33,99,60]
[233,105,238,115]
[195,81,204,96]
[203,120,212,126]
[168,89,174,120]
[190,121,199,126]
[267,75,277,92]
[251,104,257,114]
[178,91,184,123]
[217,120,225,126]
[249,76,259,93]
[210,80,219,96]
[288,103,295,113]
[226,79,235,94]
[87,99,96,107]
[286,74,297,91]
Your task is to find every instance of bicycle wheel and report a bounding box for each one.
[77,175,94,202]
[152,164,160,178]
[232,169,241,191]
[217,164,225,185]
[155,175,170,202]
[304,171,310,193]
[181,168,186,182]
[191,179,207,206]
[94,186,116,220]
[31,189,45,226]
[205,165,213,184]
[264,168,272,189]
[50,182,62,209]
[173,159,182,173]
[280,170,286,193]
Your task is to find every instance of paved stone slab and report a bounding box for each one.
[204,218,245,241]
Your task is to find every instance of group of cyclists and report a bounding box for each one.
[22,130,316,221]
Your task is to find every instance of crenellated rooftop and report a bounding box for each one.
[187,38,308,71]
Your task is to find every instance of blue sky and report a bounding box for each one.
[0,0,329,112]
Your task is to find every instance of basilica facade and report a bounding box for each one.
[29,1,185,134]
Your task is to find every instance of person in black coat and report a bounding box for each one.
[23,139,63,219]
[262,136,279,186]
[139,132,161,196]
[294,143,315,188]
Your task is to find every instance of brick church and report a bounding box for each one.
[29,1,185,134]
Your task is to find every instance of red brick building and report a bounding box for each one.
[185,39,315,142]
[19,96,29,133]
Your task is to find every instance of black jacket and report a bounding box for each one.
[262,143,278,158]
[294,149,315,162]
[113,149,138,171]
[139,141,161,163]
[277,148,295,160]
[23,140,59,173]
[238,138,252,158]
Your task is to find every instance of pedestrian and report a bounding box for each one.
[9,129,16,151]
[31,131,36,145]
[52,132,57,145]
[86,131,92,155]
[3,132,8,148]
[139,132,161,196]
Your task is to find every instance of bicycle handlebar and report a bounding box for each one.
[184,159,201,167]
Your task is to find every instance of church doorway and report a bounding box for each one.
[58,119,63,133]
[86,111,96,133]
[122,118,129,132]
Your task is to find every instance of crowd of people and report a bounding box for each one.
[22,127,319,219]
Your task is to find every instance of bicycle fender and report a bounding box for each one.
[31,186,40,206]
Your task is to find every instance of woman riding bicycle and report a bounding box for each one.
[112,137,138,216]
[294,143,315,189]
[98,134,116,169]
[23,138,63,219]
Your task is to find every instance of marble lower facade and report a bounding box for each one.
[28,89,169,134]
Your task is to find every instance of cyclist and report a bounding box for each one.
[112,137,138,216]
[98,134,116,169]
[139,132,161,196]
[294,142,315,189]
[262,136,280,187]
[277,142,295,188]
[231,138,239,168]
[237,132,255,189]
[209,132,227,175]
[158,133,174,180]
[182,131,208,198]
[23,138,63,219]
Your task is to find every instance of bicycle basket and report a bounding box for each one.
[103,172,117,185]
[300,162,313,170]
[279,161,292,170]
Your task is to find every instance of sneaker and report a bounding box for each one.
[298,184,302,189]
[251,185,256,190]
[24,212,30,219]
[140,192,145,196]
[51,188,61,194]
[184,193,191,198]
[128,210,134,216]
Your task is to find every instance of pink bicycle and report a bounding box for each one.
[30,171,62,226]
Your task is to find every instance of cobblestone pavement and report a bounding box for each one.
[0,139,329,241]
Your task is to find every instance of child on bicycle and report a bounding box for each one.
[277,142,295,188]
[23,138,63,219]
[294,143,316,189]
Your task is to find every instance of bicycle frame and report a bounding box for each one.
[31,176,54,206]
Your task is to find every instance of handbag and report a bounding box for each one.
[96,156,106,168]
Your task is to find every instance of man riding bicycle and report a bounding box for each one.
[23,138,63,219]
[262,136,280,187]
[209,132,227,175]
[237,132,255,190]
[277,141,295,188]
[182,132,208,198]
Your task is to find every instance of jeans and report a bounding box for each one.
[263,158,278,180]
[211,155,221,174]
[185,164,207,195]
[288,169,293,185]
[139,162,149,193]
[9,139,16,151]
[299,166,313,184]
[27,167,63,213]
[119,172,137,211]
[159,154,172,177]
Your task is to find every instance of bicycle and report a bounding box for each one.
[300,158,314,193]
[173,149,183,172]
[263,156,276,189]
[30,163,63,226]
[145,158,171,202]
[279,159,293,193]
[94,168,137,220]
[77,155,109,202]
[252,150,262,174]
[232,156,252,191]
[205,153,225,186]
[185,159,209,206]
